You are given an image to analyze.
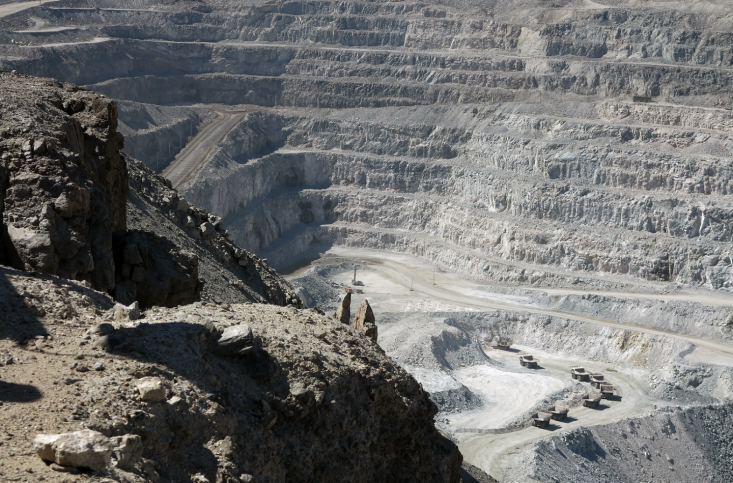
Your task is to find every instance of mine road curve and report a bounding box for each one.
[0,0,59,19]
[162,108,257,189]
[314,248,733,360]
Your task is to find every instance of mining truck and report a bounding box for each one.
[590,373,608,388]
[494,336,513,350]
[519,353,538,368]
[571,366,590,381]
[532,411,553,428]
[548,404,569,421]
[582,392,603,408]
[600,384,615,399]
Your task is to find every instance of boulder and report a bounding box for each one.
[34,430,111,472]
[110,434,143,470]
[213,323,255,356]
[199,222,216,238]
[334,292,351,325]
[135,377,166,402]
[353,299,378,342]
[113,301,141,321]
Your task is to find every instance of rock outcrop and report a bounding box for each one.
[354,299,378,342]
[0,71,127,291]
[334,291,351,325]
[0,72,301,309]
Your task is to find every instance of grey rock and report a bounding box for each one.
[334,292,351,325]
[177,199,190,212]
[199,222,216,238]
[34,430,112,472]
[213,323,255,356]
[135,377,166,402]
[110,434,142,470]
[353,300,378,342]
[113,301,141,321]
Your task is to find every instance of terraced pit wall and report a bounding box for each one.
[3,0,733,291]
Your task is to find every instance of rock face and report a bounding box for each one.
[334,291,351,324]
[125,156,303,307]
[0,72,127,292]
[34,430,112,472]
[0,267,462,483]
[0,72,301,309]
[113,229,203,308]
[353,299,378,342]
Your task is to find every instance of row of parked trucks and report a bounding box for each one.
[489,338,619,428]
[530,366,617,428]
[571,366,615,401]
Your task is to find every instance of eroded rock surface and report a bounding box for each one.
[334,291,351,325]
[0,72,301,309]
[354,299,378,342]
[0,71,127,291]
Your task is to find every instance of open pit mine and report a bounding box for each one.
[2,0,733,481]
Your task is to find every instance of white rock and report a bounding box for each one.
[135,377,166,402]
[34,430,111,471]
[113,301,141,321]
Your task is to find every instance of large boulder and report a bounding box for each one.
[212,323,255,356]
[34,430,111,472]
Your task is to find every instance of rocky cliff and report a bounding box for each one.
[0,71,301,308]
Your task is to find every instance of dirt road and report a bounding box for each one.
[162,109,253,188]
[0,0,58,19]
[290,247,733,360]
[286,249,733,479]
[464,345,664,480]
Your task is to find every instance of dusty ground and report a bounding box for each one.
[0,264,462,483]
